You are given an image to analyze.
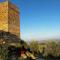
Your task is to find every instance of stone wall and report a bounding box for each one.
[0,1,20,38]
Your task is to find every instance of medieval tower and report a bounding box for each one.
[0,1,20,38]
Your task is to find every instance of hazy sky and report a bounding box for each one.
[0,0,60,41]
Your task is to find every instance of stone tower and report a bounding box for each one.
[0,1,20,38]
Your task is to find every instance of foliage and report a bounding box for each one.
[0,30,27,60]
[29,41,39,54]
[29,40,60,57]
[0,44,9,60]
[44,41,60,57]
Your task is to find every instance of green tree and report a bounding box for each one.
[29,41,39,54]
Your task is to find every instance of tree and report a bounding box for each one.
[44,40,60,57]
[29,41,39,54]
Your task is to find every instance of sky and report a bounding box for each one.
[0,0,60,41]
